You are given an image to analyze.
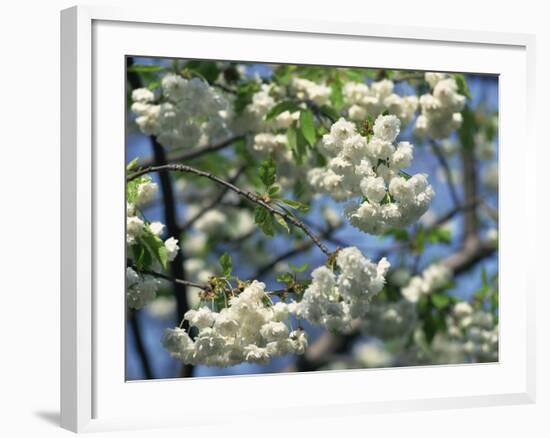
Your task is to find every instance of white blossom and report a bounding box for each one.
[401,263,452,303]
[135,180,158,206]
[354,342,393,368]
[309,115,434,235]
[131,88,155,103]
[162,281,307,367]
[126,216,145,244]
[414,73,466,139]
[194,209,227,234]
[164,237,179,261]
[126,268,159,309]
[291,77,331,106]
[296,247,390,332]
[343,79,418,124]
[132,73,230,150]
[149,221,165,237]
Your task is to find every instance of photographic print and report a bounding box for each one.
[125,57,498,380]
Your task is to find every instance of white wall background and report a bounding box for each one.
[0,1,546,437]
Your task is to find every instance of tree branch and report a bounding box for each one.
[133,266,209,290]
[255,225,341,279]
[127,57,193,377]
[286,236,496,373]
[128,163,331,256]
[136,135,243,168]
[392,72,425,83]
[135,266,296,298]
[180,167,246,232]
[427,198,479,229]
[461,147,479,241]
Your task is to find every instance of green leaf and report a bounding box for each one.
[414,226,426,253]
[431,293,451,310]
[398,170,412,180]
[268,185,281,197]
[140,230,168,270]
[157,246,168,271]
[485,118,497,142]
[276,272,294,284]
[185,60,221,83]
[254,206,275,237]
[295,128,308,163]
[281,198,309,213]
[344,68,368,82]
[383,227,409,242]
[299,110,316,146]
[234,81,261,114]
[132,243,146,271]
[330,78,344,110]
[258,157,276,188]
[274,214,290,233]
[126,157,139,171]
[380,192,393,205]
[427,227,452,245]
[260,215,275,237]
[219,252,233,277]
[287,123,306,164]
[127,64,164,73]
[290,262,309,273]
[126,175,152,204]
[481,267,488,287]
[265,100,300,120]
[453,73,471,99]
[147,80,161,91]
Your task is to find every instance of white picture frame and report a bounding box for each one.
[60,4,536,433]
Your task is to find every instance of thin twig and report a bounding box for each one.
[128,163,331,256]
[429,140,460,208]
[212,82,238,94]
[136,267,208,290]
[255,225,341,279]
[392,72,425,83]
[136,266,294,298]
[180,167,246,232]
[287,235,496,373]
[460,147,479,240]
[428,198,479,229]
[137,134,243,168]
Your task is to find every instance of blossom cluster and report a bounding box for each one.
[353,341,394,368]
[308,115,435,234]
[361,299,418,340]
[401,263,452,303]
[233,83,297,134]
[446,302,499,362]
[296,247,390,332]
[343,79,418,125]
[237,77,329,133]
[126,267,161,310]
[126,177,180,309]
[414,73,466,139]
[131,74,230,150]
[291,77,331,106]
[162,281,307,367]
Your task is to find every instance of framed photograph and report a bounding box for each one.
[61,5,536,433]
